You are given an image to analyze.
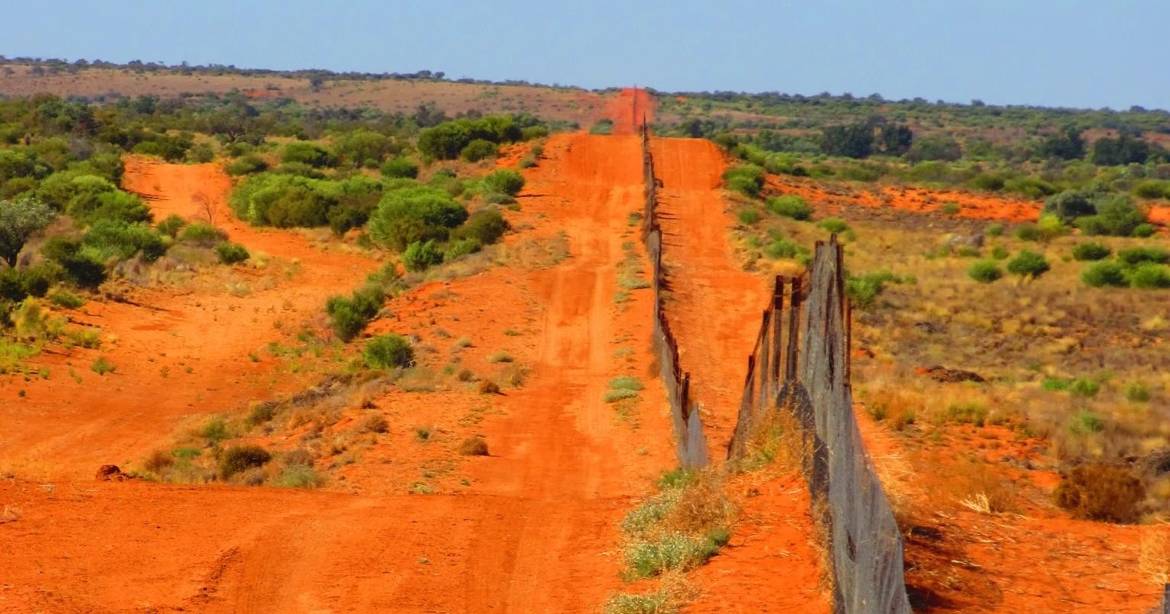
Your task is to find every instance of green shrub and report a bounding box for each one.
[230,173,339,228]
[326,285,384,341]
[484,169,525,197]
[226,155,268,176]
[1068,410,1104,434]
[1134,180,1170,200]
[765,195,812,220]
[42,174,150,225]
[817,217,850,234]
[363,334,414,370]
[90,356,116,375]
[1044,190,1097,223]
[334,129,397,168]
[443,238,482,260]
[367,186,468,251]
[846,271,901,308]
[990,246,1009,260]
[0,197,55,265]
[1075,195,1147,236]
[723,165,765,197]
[452,209,509,245]
[402,239,444,271]
[215,242,249,264]
[177,222,228,246]
[273,464,324,488]
[0,265,54,302]
[1006,251,1050,278]
[1125,383,1152,403]
[985,223,1004,237]
[968,260,1003,283]
[281,141,335,168]
[82,220,167,262]
[47,288,84,309]
[417,115,523,159]
[1072,242,1111,261]
[1069,378,1101,397]
[460,139,498,162]
[944,403,988,426]
[1132,223,1157,238]
[1128,263,1170,289]
[41,237,105,288]
[1117,246,1170,266]
[1082,261,1128,287]
[763,238,800,259]
[156,214,187,238]
[737,208,760,225]
[380,157,418,179]
[218,445,272,480]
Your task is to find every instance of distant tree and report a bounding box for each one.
[905,135,962,162]
[0,197,55,265]
[821,123,874,158]
[1039,126,1085,160]
[1091,133,1151,166]
[878,124,914,156]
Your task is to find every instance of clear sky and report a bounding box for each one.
[2,0,1166,110]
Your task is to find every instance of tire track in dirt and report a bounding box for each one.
[1,116,678,611]
[649,134,832,612]
[0,158,377,478]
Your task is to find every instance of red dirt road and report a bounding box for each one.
[1,131,678,611]
[649,135,831,611]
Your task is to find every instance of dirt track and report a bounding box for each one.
[1,93,681,611]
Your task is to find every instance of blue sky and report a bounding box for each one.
[3,0,1166,110]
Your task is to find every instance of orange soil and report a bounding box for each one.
[0,158,377,478]
[851,372,1164,612]
[0,128,684,610]
[649,135,830,611]
[603,87,655,135]
[768,174,1042,223]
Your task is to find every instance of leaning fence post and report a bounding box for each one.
[786,277,802,382]
[756,309,771,410]
[771,276,785,395]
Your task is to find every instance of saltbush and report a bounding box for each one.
[766,195,812,220]
[215,242,250,264]
[402,239,444,271]
[363,334,414,370]
[483,169,525,197]
[1071,242,1111,261]
[968,260,1003,283]
[1006,250,1050,278]
[1082,261,1128,287]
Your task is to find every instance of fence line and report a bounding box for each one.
[729,236,911,613]
[639,118,709,468]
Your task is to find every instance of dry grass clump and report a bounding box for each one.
[618,469,736,581]
[1139,525,1170,584]
[1054,463,1145,523]
[948,456,1016,514]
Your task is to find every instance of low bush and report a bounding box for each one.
[968,260,1002,283]
[1075,195,1148,237]
[443,238,481,260]
[453,209,509,245]
[590,119,614,135]
[0,196,55,265]
[380,157,418,179]
[177,222,228,246]
[1054,463,1144,523]
[1006,250,1050,279]
[483,169,525,197]
[402,239,444,271]
[326,284,384,341]
[737,208,760,225]
[218,445,272,480]
[225,155,268,176]
[156,214,187,238]
[281,142,335,168]
[367,186,468,251]
[763,238,801,259]
[82,220,167,262]
[1128,264,1170,289]
[846,271,903,308]
[1072,242,1111,261]
[1117,246,1170,266]
[363,334,414,370]
[723,165,765,198]
[1082,261,1128,287]
[624,530,730,579]
[765,195,812,220]
[42,237,105,287]
[215,242,249,264]
[90,356,116,375]
[817,217,850,234]
[460,139,498,162]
